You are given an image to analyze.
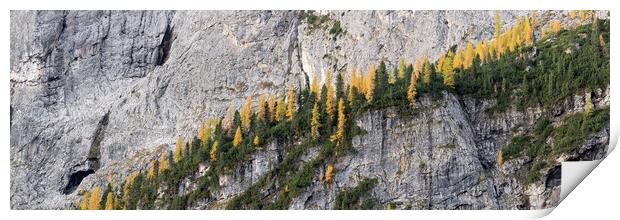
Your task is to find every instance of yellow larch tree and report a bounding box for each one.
[388,69,396,84]
[79,191,90,210]
[585,90,593,116]
[488,40,496,60]
[146,159,156,179]
[122,171,139,208]
[421,53,431,84]
[158,151,168,174]
[452,50,463,69]
[442,50,454,74]
[240,95,253,130]
[463,42,475,69]
[579,10,590,23]
[475,41,485,62]
[173,136,183,163]
[523,16,533,45]
[210,141,219,161]
[435,54,445,74]
[569,10,577,19]
[494,10,502,54]
[397,58,407,79]
[268,94,276,122]
[552,20,561,33]
[198,122,207,143]
[310,73,321,97]
[365,66,376,102]
[88,186,101,210]
[407,68,418,108]
[497,149,504,166]
[413,57,421,79]
[275,94,286,122]
[256,95,266,122]
[286,85,296,120]
[221,105,235,131]
[325,70,335,119]
[310,102,321,140]
[253,135,260,146]
[104,192,114,210]
[330,98,346,147]
[233,127,242,147]
[529,10,537,29]
[348,66,359,104]
[324,163,334,183]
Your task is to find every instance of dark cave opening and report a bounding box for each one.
[156,25,174,66]
[545,166,562,188]
[62,169,95,194]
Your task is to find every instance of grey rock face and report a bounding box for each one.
[10,10,608,209]
[286,89,608,210]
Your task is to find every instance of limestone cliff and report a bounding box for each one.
[10,10,609,209]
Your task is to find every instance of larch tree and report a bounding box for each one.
[253,135,260,146]
[523,17,533,45]
[104,192,114,210]
[330,98,346,147]
[275,94,286,122]
[233,127,242,147]
[529,10,537,28]
[407,69,418,107]
[552,20,561,33]
[79,191,90,210]
[497,149,504,166]
[240,96,253,130]
[198,122,207,142]
[286,85,296,120]
[435,54,445,74]
[475,41,486,62]
[310,73,321,97]
[388,69,396,84]
[413,57,421,79]
[365,66,376,102]
[443,60,455,88]
[268,94,276,122]
[397,58,407,79]
[221,106,235,131]
[494,10,502,53]
[325,70,335,119]
[310,102,321,140]
[336,72,345,100]
[584,90,593,115]
[580,10,589,23]
[173,136,183,163]
[158,151,169,174]
[88,186,101,210]
[441,50,454,75]
[421,53,432,84]
[348,66,359,104]
[324,163,334,183]
[452,50,463,69]
[463,42,475,69]
[146,160,157,179]
[256,95,266,123]
[210,141,219,161]
[122,171,139,209]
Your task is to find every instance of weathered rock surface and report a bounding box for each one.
[10,10,608,209]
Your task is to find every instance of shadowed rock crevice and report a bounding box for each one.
[62,169,95,194]
[156,24,174,66]
[61,112,110,195]
[87,111,110,170]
